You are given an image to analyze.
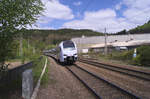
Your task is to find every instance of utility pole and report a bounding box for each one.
[128,31,130,40]
[79,38,81,53]
[104,28,107,55]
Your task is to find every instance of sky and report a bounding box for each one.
[28,0,150,33]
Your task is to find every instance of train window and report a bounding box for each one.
[63,41,75,48]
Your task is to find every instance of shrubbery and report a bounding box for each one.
[133,46,150,66]
[108,45,150,66]
[108,50,133,61]
[121,50,134,60]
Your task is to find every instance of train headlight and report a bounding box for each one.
[64,54,67,56]
[74,54,77,57]
[63,54,67,58]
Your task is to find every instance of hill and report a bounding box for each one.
[115,20,150,35]
[24,29,103,46]
[129,20,150,34]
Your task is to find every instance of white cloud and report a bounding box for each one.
[63,0,150,33]
[38,16,52,24]
[27,24,54,30]
[115,2,122,10]
[123,8,150,24]
[84,9,116,20]
[76,12,81,17]
[63,9,135,33]
[42,0,74,20]
[122,0,150,9]
[73,1,82,6]
[122,0,150,25]
[115,0,150,25]
[31,0,74,29]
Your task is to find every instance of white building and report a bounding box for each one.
[71,34,150,53]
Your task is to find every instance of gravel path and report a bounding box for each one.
[36,57,95,99]
[77,62,150,99]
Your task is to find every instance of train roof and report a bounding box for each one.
[63,40,74,43]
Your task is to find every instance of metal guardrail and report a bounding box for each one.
[0,56,43,84]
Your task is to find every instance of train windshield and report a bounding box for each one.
[63,41,75,49]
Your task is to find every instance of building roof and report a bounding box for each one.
[89,40,150,48]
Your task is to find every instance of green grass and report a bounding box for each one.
[41,59,49,86]
[32,56,49,87]
[32,56,45,84]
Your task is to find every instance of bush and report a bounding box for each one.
[121,50,134,60]
[109,50,133,61]
[120,45,150,66]
[134,45,150,66]
[132,54,141,65]
[108,50,122,60]
[107,46,150,66]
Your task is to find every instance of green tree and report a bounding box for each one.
[136,46,150,66]
[0,0,43,70]
[116,29,126,35]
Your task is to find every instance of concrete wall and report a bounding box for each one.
[72,34,150,53]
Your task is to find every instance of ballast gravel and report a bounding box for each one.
[77,62,150,99]
[36,57,95,99]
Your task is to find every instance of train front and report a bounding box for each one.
[62,41,78,64]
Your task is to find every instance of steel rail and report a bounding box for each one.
[73,64,140,99]
[66,66,101,99]
[79,59,150,81]
[80,58,150,75]
[48,55,140,98]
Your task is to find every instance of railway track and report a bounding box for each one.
[66,64,140,99]
[79,59,150,81]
